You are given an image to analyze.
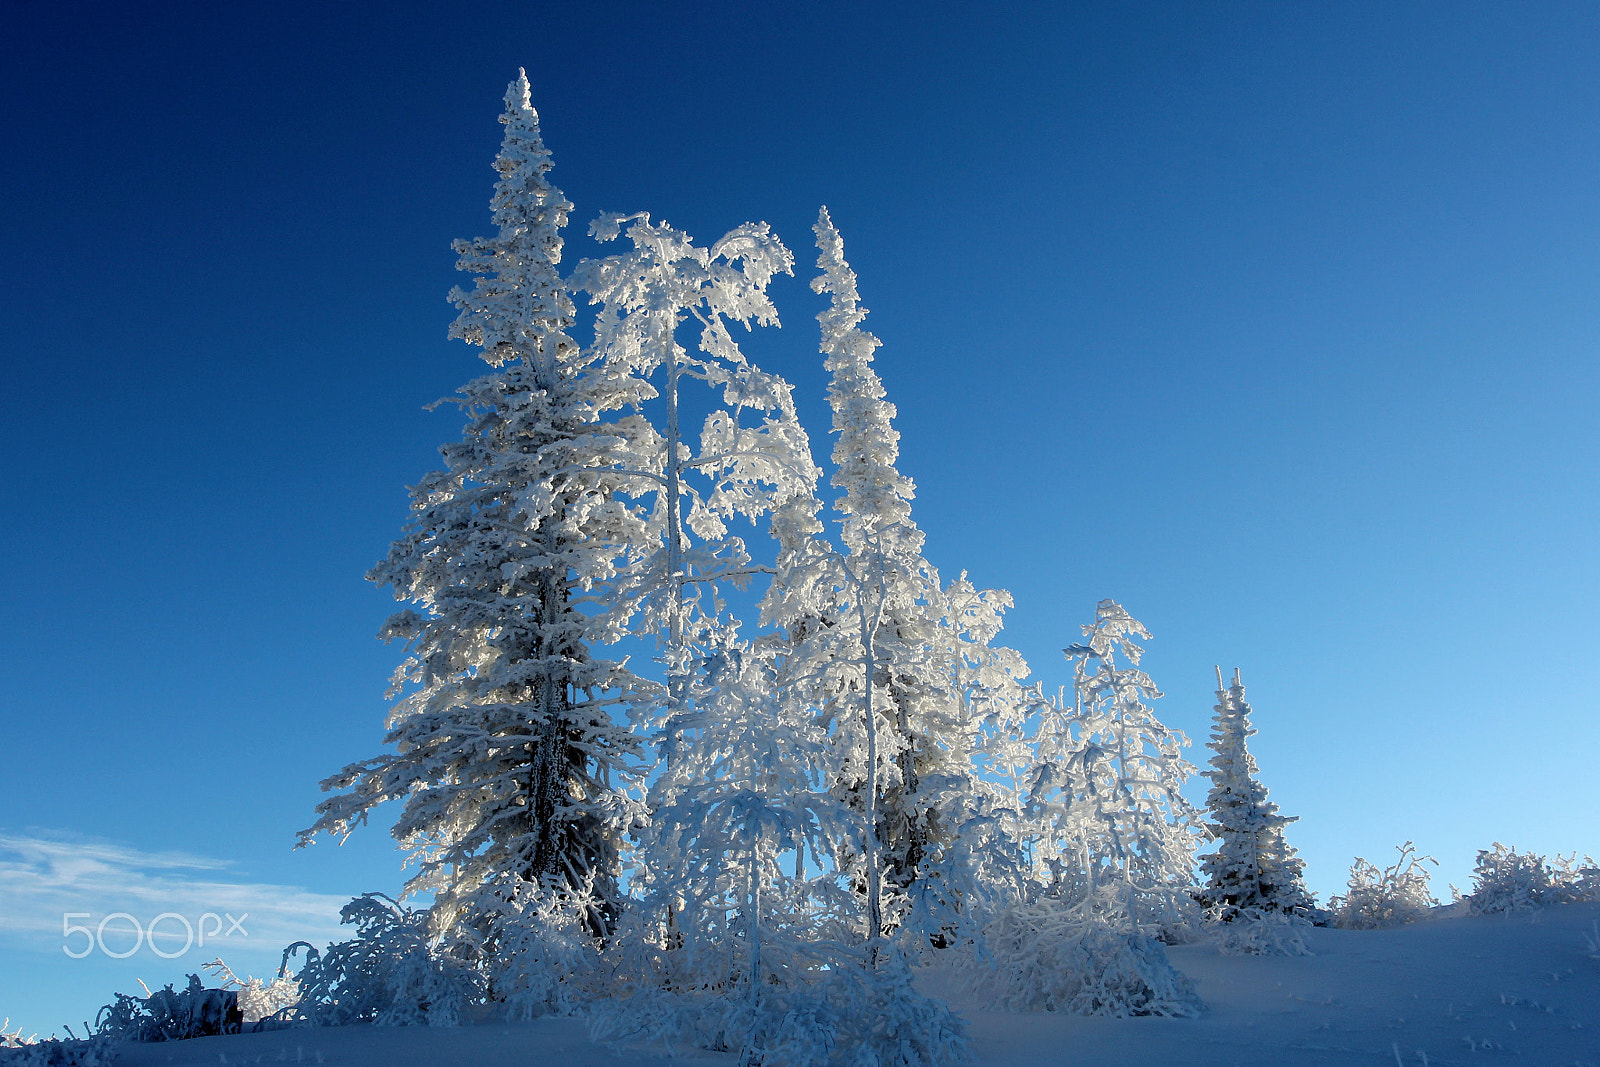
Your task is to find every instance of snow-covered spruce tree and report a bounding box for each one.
[299,74,652,980]
[806,208,1024,949]
[572,212,818,685]
[1195,668,1313,920]
[755,486,851,879]
[1036,601,1203,939]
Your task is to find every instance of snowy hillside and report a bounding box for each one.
[108,903,1599,1067]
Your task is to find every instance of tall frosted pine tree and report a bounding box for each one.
[1197,668,1313,918]
[299,73,652,949]
[809,208,1019,947]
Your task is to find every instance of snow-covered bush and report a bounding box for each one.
[0,1031,116,1067]
[822,952,969,1067]
[1569,863,1600,903]
[281,893,482,1026]
[970,900,1203,1018]
[1461,843,1549,914]
[1,1021,117,1067]
[595,945,967,1067]
[1459,843,1600,915]
[490,885,609,1020]
[94,974,240,1042]
[1329,842,1438,929]
[203,959,300,1025]
[1207,906,1313,957]
[592,983,836,1064]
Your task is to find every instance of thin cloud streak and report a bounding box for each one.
[0,830,351,953]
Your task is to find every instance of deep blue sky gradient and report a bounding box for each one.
[4,0,1599,1032]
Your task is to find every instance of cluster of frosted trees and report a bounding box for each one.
[294,74,1315,1063]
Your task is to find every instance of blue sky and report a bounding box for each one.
[4,0,1599,1034]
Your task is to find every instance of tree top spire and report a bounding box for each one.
[812,205,864,315]
[505,68,533,116]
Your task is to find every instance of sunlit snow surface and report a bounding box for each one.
[116,903,1600,1067]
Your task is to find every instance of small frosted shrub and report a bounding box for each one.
[94,974,241,1042]
[0,1033,116,1067]
[1329,842,1438,929]
[1208,906,1313,956]
[203,959,300,1025]
[592,984,838,1066]
[971,902,1203,1018]
[827,954,968,1067]
[491,891,606,1021]
[1570,864,1600,903]
[0,1024,114,1067]
[237,977,300,1026]
[281,892,482,1026]
[1551,853,1600,902]
[1462,844,1549,914]
[1459,844,1600,915]
[593,945,966,1067]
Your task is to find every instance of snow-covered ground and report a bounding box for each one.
[113,903,1600,1067]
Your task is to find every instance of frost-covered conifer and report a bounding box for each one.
[1034,601,1202,938]
[628,635,858,986]
[299,73,651,955]
[1196,668,1313,919]
[805,209,1023,947]
[909,574,1038,939]
[595,621,970,1065]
